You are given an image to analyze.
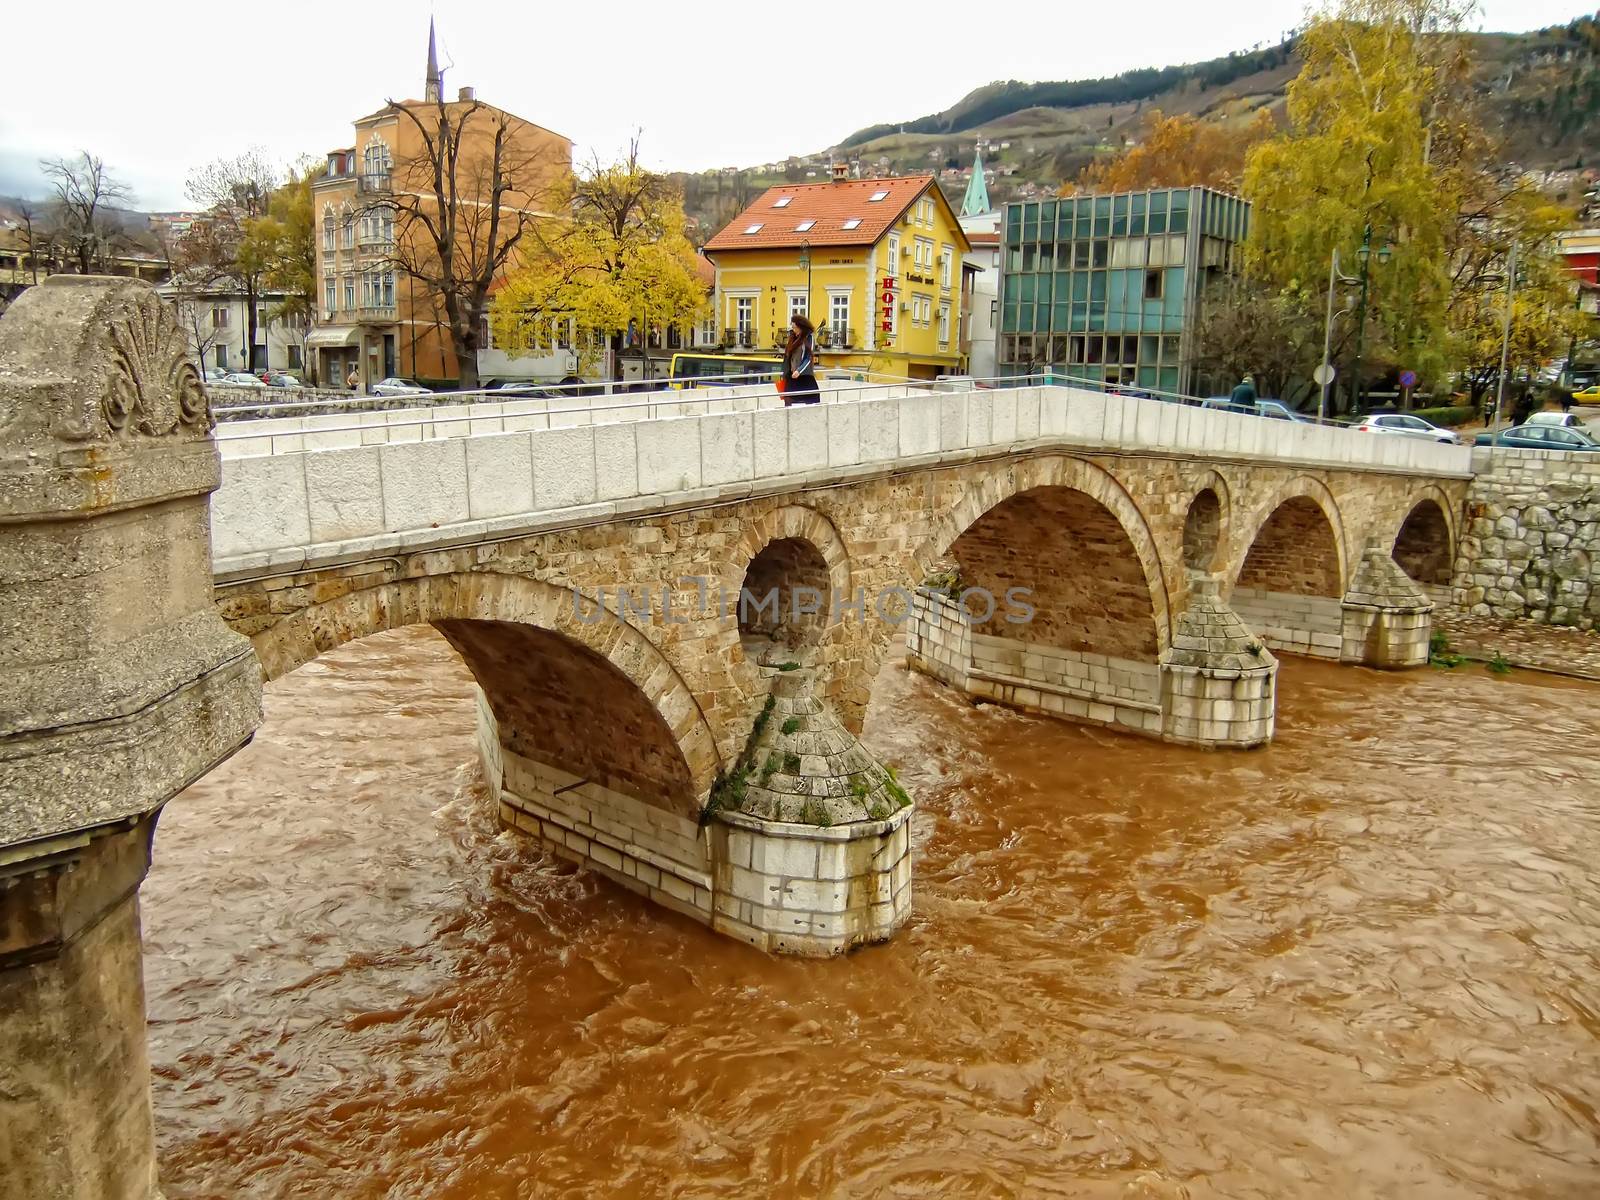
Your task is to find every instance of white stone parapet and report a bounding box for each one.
[209,384,1475,577]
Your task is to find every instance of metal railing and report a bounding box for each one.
[211,368,1429,459]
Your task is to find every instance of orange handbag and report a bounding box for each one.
[775,374,787,393]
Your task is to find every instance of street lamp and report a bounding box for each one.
[1349,222,1394,413]
[1488,241,1520,446]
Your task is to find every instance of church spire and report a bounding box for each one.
[961,149,991,217]
[424,18,441,103]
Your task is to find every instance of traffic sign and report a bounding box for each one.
[1313,363,1337,386]
[1399,369,1418,389]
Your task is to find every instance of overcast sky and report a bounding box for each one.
[2,0,1584,210]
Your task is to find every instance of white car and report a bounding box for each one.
[1351,412,1459,444]
[1526,410,1587,429]
[372,377,431,397]
[218,372,265,388]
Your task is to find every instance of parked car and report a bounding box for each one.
[1254,399,1310,422]
[1526,410,1588,429]
[1351,412,1460,444]
[372,377,431,397]
[1570,383,1600,404]
[202,368,230,383]
[490,380,556,396]
[218,372,266,388]
[1474,423,1600,451]
[266,373,302,389]
[1200,396,1310,422]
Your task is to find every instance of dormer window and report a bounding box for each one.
[795,220,815,232]
[841,218,862,230]
[868,190,889,202]
[772,196,792,208]
[744,223,764,234]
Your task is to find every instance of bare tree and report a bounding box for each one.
[14,199,47,284]
[1189,277,1328,408]
[185,150,280,371]
[382,94,563,389]
[40,151,133,274]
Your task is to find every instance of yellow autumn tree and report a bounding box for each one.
[1065,109,1274,196]
[493,143,707,372]
[1243,0,1479,387]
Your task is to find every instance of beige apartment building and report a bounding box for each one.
[308,24,571,389]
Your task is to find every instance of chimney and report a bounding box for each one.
[831,161,849,183]
[458,86,475,102]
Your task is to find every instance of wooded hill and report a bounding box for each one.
[675,13,1600,234]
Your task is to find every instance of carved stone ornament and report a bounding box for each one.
[101,289,212,437]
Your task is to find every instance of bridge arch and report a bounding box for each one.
[922,455,1173,653]
[722,504,855,660]
[1227,477,1350,659]
[1231,476,1349,598]
[244,571,723,816]
[1182,471,1233,577]
[1391,488,1457,589]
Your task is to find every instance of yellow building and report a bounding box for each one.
[703,168,972,380]
[308,22,571,389]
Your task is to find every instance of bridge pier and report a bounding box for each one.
[477,657,913,956]
[0,277,262,1198]
[908,581,1277,748]
[1339,543,1435,669]
[0,819,163,1200]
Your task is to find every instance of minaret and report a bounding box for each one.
[961,149,991,217]
[424,18,441,103]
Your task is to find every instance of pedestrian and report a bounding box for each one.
[1230,373,1257,406]
[345,365,359,393]
[782,314,819,406]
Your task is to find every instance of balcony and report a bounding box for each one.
[354,305,397,324]
[817,325,855,350]
[724,329,755,349]
[358,172,391,194]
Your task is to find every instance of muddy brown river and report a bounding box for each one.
[144,627,1600,1198]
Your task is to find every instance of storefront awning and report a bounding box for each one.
[306,326,362,349]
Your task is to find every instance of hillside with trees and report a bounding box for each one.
[674,13,1600,236]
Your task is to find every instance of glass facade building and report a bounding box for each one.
[997,186,1250,395]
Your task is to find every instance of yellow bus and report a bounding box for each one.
[666,352,782,388]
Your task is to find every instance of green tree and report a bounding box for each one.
[493,142,708,376]
[240,166,318,378]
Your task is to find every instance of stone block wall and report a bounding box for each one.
[492,743,717,926]
[1230,587,1345,659]
[709,809,913,956]
[1454,447,1600,628]
[905,590,971,689]
[906,592,1163,737]
[968,633,1161,727]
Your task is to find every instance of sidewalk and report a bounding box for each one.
[1434,612,1600,681]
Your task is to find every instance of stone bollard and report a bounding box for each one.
[1340,543,1434,669]
[0,277,262,1200]
[1159,573,1278,748]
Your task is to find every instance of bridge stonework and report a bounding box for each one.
[220,448,1467,939]
[0,279,1477,1194]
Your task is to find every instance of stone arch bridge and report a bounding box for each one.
[0,279,1471,1198]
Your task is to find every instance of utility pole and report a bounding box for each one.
[1491,240,1519,445]
[1320,246,1359,421]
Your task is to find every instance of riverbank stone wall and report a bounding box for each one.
[1454,446,1600,629]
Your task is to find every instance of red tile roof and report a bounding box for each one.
[704,175,941,252]
[693,252,716,288]
[966,230,1000,246]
